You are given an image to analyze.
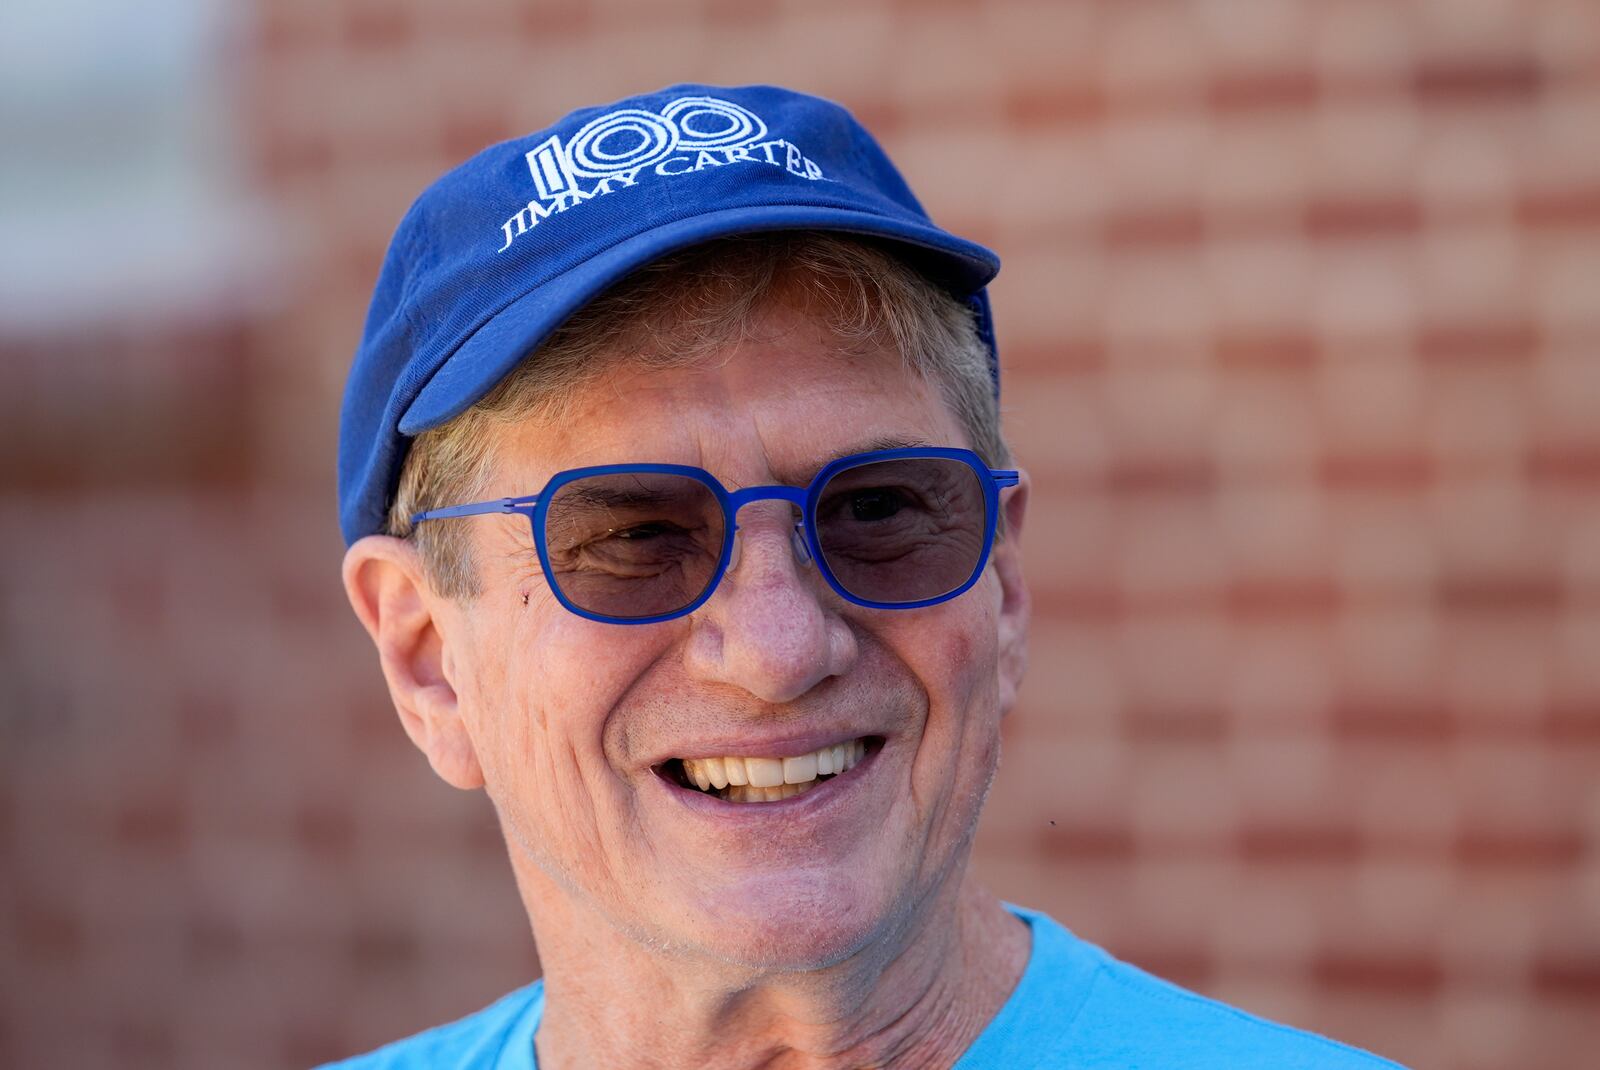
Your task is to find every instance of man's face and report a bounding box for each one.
[435,291,1028,970]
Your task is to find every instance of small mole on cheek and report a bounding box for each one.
[520,591,530,607]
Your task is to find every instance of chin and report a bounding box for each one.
[681,868,892,971]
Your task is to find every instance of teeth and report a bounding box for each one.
[744,757,784,788]
[782,753,817,784]
[704,756,728,790]
[680,739,870,800]
[724,781,816,803]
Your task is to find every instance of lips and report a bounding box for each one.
[662,737,877,802]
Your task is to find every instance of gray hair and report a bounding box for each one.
[387,232,1010,599]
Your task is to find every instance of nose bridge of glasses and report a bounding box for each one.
[724,484,807,529]
[722,485,811,575]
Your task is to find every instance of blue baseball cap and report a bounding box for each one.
[338,83,1002,545]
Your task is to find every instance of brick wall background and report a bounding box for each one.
[2,1,1597,1067]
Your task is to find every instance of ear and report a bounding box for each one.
[992,472,1031,719]
[342,535,485,790]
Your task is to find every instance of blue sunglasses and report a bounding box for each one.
[411,446,1019,625]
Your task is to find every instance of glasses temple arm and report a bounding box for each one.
[990,470,1020,488]
[410,494,540,524]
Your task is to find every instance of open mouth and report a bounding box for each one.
[654,737,882,804]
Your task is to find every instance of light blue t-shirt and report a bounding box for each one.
[319,903,1408,1069]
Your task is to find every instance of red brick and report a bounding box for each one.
[13,899,83,967]
[435,110,513,167]
[1313,951,1445,996]
[347,922,421,975]
[1208,70,1320,112]
[1413,57,1544,103]
[1518,186,1600,227]
[1035,821,1138,863]
[1238,823,1365,865]
[1546,704,1600,743]
[1227,579,1343,618]
[1454,829,1584,869]
[1330,702,1458,744]
[294,802,357,863]
[1319,453,1436,491]
[1416,321,1541,362]
[1531,954,1600,998]
[1104,456,1216,494]
[1001,338,1107,374]
[108,1018,177,1065]
[703,0,780,25]
[1003,85,1107,127]
[1436,574,1565,613]
[515,3,593,40]
[343,3,412,50]
[1122,704,1229,744]
[1526,446,1600,485]
[1213,331,1320,370]
[113,791,189,859]
[1305,196,1425,239]
[1102,206,1207,248]
[1117,945,1217,992]
[256,5,318,57]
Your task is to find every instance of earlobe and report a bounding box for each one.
[992,475,1031,718]
[342,536,485,790]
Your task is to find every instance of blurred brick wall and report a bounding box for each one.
[3,1,1597,1068]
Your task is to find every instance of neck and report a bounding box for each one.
[515,858,1031,1070]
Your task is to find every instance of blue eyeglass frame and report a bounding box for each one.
[411,445,1020,625]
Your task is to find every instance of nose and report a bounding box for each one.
[725,517,811,573]
[682,505,857,703]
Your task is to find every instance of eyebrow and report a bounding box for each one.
[775,434,931,487]
[553,483,691,511]
[556,486,675,508]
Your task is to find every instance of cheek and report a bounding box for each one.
[900,600,1002,762]
[454,615,585,787]
[488,617,679,782]
[470,622,667,869]
[941,624,975,672]
[937,586,1001,704]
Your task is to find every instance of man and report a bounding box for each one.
[331,84,1405,1069]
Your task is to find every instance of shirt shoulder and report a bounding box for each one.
[960,905,1410,1070]
[313,981,544,1070]
[1076,953,1409,1068]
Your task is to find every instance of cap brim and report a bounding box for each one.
[398,205,998,434]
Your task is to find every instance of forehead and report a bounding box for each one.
[490,297,964,486]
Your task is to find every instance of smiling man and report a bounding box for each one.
[330,85,1405,1070]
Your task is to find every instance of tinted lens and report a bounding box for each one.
[814,457,988,604]
[542,472,725,620]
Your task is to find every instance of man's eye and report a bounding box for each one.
[610,523,671,540]
[849,489,908,522]
[569,521,709,561]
